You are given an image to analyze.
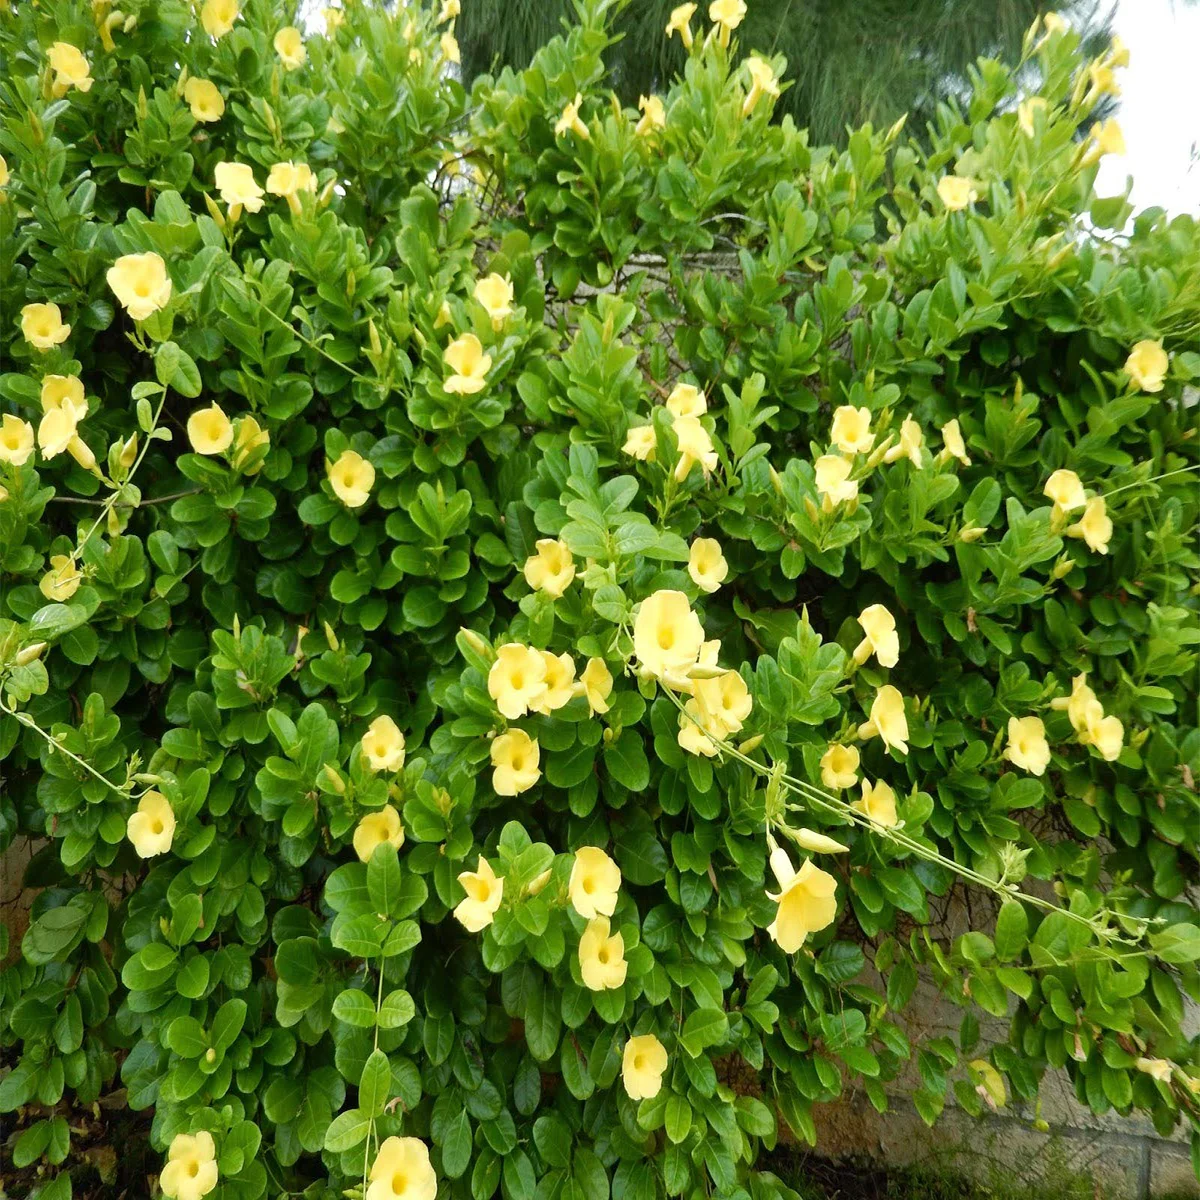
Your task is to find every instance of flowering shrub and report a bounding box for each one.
[2,1,1199,1198]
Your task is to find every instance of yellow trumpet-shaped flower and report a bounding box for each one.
[853,604,899,669]
[38,406,79,458]
[159,1130,217,1200]
[1004,716,1051,776]
[41,375,89,422]
[1043,468,1086,517]
[569,846,622,919]
[455,856,504,932]
[830,405,874,455]
[1134,1057,1172,1084]
[529,650,576,714]
[1083,118,1124,164]
[1084,707,1124,762]
[555,93,589,140]
[853,779,899,827]
[939,419,971,466]
[488,643,548,718]
[636,94,666,137]
[814,454,857,509]
[48,43,93,96]
[107,252,172,321]
[440,32,460,63]
[523,538,575,598]
[666,383,705,418]
[0,154,9,189]
[361,716,405,773]
[438,0,461,21]
[883,414,924,467]
[677,697,721,757]
[710,0,746,47]
[687,537,728,594]
[1124,340,1168,393]
[937,175,978,211]
[622,423,657,461]
[40,554,83,601]
[201,0,238,37]
[1051,672,1099,736]
[490,728,541,795]
[274,26,306,69]
[693,669,752,736]
[184,78,225,122]
[666,3,697,49]
[1066,496,1112,555]
[215,162,265,215]
[474,273,514,329]
[267,161,316,214]
[622,1034,668,1100]
[443,332,492,394]
[633,590,705,681]
[127,791,176,858]
[672,414,718,481]
[820,743,860,790]
[0,415,35,466]
[365,1136,437,1200]
[352,805,405,862]
[21,303,71,350]
[324,7,344,32]
[187,404,233,456]
[858,684,909,755]
[576,656,615,716]
[579,916,627,990]
[1017,96,1048,137]
[327,449,375,508]
[742,56,780,116]
[231,415,270,473]
[766,846,838,953]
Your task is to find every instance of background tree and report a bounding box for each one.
[456,0,1113,143]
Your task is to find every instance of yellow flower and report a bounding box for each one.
[184,78,225,122]
[710,0,746,46]
[438,0,461,21]
[1043,468,1086,516]
[187,404,233,455]
[215,162,265,215]
[820,743,860,790]
[231,415,269,473]
[267,161,316,214]
[622,1034,668,1101]
[766,847,838,953]
[67,433,98,473]
[38,406,78,458]
[361,716,405,773]
[1050,672,1098,735]
[353,806,404,862]
[633,589,705,681]
[529,651,576,715]
[937,175,977,211]
[48,43,93,96]
[666,2,697,49]
[1105,35,1130,69]
[324,7,344,32]
[853,779,898,827]
[1041,12,1068,35]
[883,414,924,467]
[636,94,666,137]
[41,375,88,422]
[579,916,627,990]
[490,729,541,795]
[474,273,514,329]
[666,383,705,418]
[939,419,970,466]
[455,856,504,932]
[677,697,720,757]
[201,0,238,37]
[274,26,306,69]
[107,252,172,321]
[569,846,622,919]
[792,828,850,854]
[327,449,375,508]
[1017,96,1048,137]
[523,539,575,598]
[622,423,657,461]
[693,669,752,736]
[1084,118,1125,164]
[365,1136,437,1200]
[1004,716,1051,775]
[1087,60,1120,100]
[830,405,874,455]
[742,56,780,117]
[858,684,909,755]
[1134,1057,1172,1084]
[488,643,548,718]
[0,415,35,466]
[576,658,613,716]
[688,537,728,594]
[0,154,8,189]
[853,604,899,669]
[672,414,718,481]
[127,790,176,859]
[555,93,590,140]
[1084,708,1124,762]
[1124,340,1168,392]
[1067,496,1112,554]
[40,554,82,601]
[21,302,71,350]
[443,333,492,394]
[440,32,460,63]
[814,454,857,509]
[159,1130,217,1200]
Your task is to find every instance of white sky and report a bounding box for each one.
[1094,0,1200,214]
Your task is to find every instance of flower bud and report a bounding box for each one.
[958,525,987,543]
[803,496,821,523]
[458,627,491,660]
[769,465,783,496]
[205,1047,217,1063]
[119,433,139,469]
[321,763,346,794]
[16,642,47,665]
[323,620,339,651]
[1051,556,1073,580]
[203,192,227,231]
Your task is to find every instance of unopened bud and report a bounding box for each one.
[368,318,382,357]
[803,496,821,523]
[323,621,339,651]
[1051,556,1073,580]
[526,869,553,896]
[1129,728,1148,751]
[458,628,490,660]
[159,917,171,936]
[67,435,98,473]
[16,642,47,665]
[119,433,139,469]
[203,192,226,231]
[958,525,987,543]
[321,763,346,794]
[768,465,783,496]
[205,1047,216,1063]
[136,86,149,119]
[737,734,764,754]
[864,434,896,471]
[232,613,242,639]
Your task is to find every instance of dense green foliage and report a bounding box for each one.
[1,2,1199,1200]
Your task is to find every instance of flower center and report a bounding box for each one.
[510,672,523,689]
[510,753,524,771]
[392,1173,408,1194]
[187,1161,200,1177]
[597,947,609,964]
[582,877,594,893]
[633,1054,645,1070]
[151,820,164,835]
[657,628,674,650]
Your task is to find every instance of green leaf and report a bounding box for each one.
[358,1049,391,1117]
[323,1107,371,1153]
[333,989,377,1028]
[994,899,1029,962]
